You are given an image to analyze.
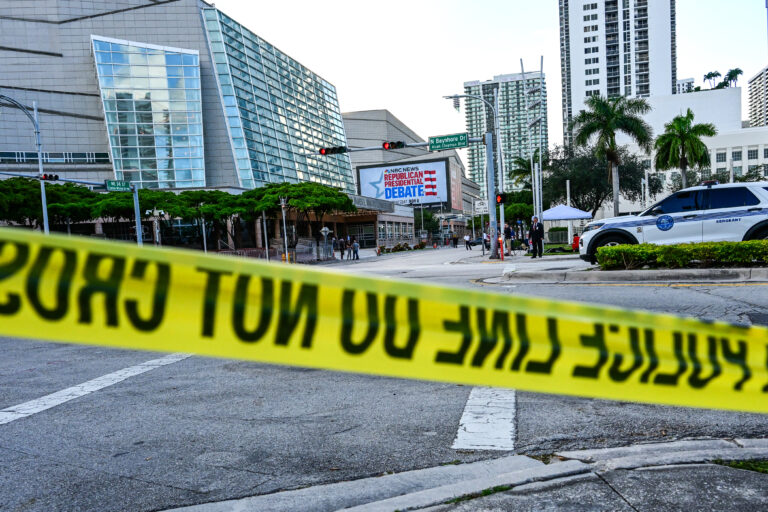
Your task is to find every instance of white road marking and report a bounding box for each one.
[452,387,517,451]
[0,352,191,425]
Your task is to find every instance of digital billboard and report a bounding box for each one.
[357,159,449,205]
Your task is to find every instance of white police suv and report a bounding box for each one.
[579,181,768,263]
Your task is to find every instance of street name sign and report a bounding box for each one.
[474,200,489,214]
[105,180,131,192]
[428,133,468,152]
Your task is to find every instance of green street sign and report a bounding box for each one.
[105,180,131,192]
[428,132,468,152]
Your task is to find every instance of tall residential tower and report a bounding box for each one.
[463,73,548,198]
[559,0,677,144]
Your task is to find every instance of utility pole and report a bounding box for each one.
[521,58,545,220]
[485,132,499,258]
[494,88,505,252]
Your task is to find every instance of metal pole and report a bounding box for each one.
[485,132,499,258]
[538,56,545,219]
[481,212,485,256]
[280,197,289,263]
[201,217,207,254]
[494,88,506,254]
[566,179,573,244]
[520,60,537,220]
[262,211,269,262]
[131,184,143,246]
[33,102,49,235]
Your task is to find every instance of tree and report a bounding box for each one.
[571,94,653,217]
[504,203,534,225]
[508,149,545,190]
[544,145,663,217]
[654,108,717,189]
[725,68,743,87]
[46,183,99,233]
[704,71,721,89]
[0,178,43,227]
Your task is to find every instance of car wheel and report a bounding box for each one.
[589,234,634,264]
[748,227,768,240]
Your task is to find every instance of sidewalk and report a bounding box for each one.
[165,438,768,511]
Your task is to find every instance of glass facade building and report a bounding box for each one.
[201,8,354,192]
[92,36,205,189]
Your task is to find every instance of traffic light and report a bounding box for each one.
[318,146,348,155]
[382,141,406,150]
[496,192,508,204]
[41,174,59,181]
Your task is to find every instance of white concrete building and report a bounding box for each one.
[559,0,677,144]
[748,65,768,127]
[595,87,768,219]
[676,78,695,94]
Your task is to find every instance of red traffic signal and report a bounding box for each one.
[319,146,348,155]
[496,192,508,204]
[382,141,405,150]
[41,174,59,181]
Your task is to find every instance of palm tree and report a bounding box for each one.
[725,68,743,87]
[654,108,717,189]
[704,71,721,89]
[508,149,541,189]
[571,95,653,217]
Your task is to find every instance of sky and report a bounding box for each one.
[212,0,768,164]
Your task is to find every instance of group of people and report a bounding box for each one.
[332,236,360,261]
[462,216,545,258]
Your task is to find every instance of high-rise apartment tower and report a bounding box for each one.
[559,0,677,144]
[463,73,548,198]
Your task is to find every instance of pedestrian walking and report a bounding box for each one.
[352,238,360,260]
[529,216,544,258]
[464,233,472,250]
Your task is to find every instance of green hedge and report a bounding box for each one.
[596,241,768,270]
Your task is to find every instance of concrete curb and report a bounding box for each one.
[503,267,768,283]
[556,438,768,473]
[162,438,768,512]
[161,455,544,512]
[344,460,591,512]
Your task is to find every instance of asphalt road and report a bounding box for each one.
[2,248,767,511]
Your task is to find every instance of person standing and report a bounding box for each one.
[529,216,544,258]
[504,223,512,255]
[346,238,353,261]
[464,233,472,250]
[352,238,360,260]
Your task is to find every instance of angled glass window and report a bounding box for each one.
[91,35,204,189]
[202,8,354,193]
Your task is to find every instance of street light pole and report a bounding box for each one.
[32,103,49,235]
[444,93,500,258]
[0,95,49,234]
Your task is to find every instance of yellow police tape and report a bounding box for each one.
[1,228,767,413]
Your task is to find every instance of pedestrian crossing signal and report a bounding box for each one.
[382,141,405,150]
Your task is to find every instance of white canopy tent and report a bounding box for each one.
[541,204,592,221]
[541,205,592,245]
